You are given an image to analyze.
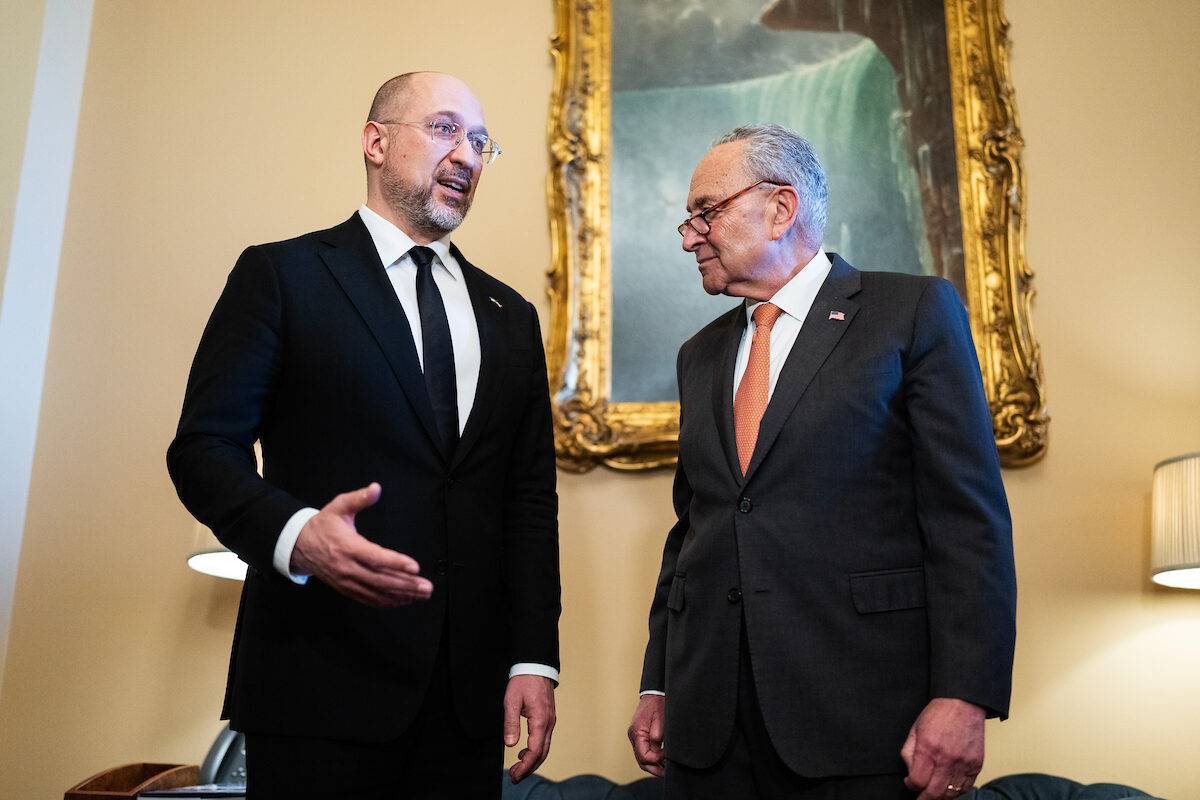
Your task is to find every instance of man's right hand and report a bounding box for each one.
[291,482,433,607]
[628,693,666,777]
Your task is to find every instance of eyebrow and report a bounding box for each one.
[686,195,717,215]
[428,111,489,137]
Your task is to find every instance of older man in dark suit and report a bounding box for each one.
[169,72,559,799]
[628,124,1016,800]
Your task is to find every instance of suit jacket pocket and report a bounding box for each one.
[850,567,925,614]
[667,575,686,612]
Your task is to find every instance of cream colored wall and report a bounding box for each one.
[0,1,1197,799]
[981,1,1200,794]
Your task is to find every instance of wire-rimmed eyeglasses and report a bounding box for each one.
[377,119,502,165]
[677,179,788,236]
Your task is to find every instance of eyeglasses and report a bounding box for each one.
[677,179,788,236]
[377,119,502,165]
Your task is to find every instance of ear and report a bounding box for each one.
[362,121,388,168]
[766,184,801,242]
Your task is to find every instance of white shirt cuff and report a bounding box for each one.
[510,663,560,685]
[640,689,665,696]
[273,507,318,584]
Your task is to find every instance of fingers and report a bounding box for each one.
[903,698,984,799]
[628,726,666,777]
[329,560,433,607]
[627,695,666,777]
[630,733,666,777]
[505,676,556,784]
[502,684,522,748]
[325,481,382,517]
[292,482,434,607]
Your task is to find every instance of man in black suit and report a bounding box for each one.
[168,72,560,799]
[628,124,1016,800]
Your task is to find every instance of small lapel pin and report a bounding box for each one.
[829,310,845,321]
[489,296,503,308]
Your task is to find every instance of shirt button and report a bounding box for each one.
[727,588,742,604]
[738,497,752,513]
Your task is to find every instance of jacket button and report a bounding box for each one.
[446,477,457,489]
[435,559,449,575]
[727,588,742,603]
[738,497,752,513]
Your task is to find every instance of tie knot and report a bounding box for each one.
[409,246,436,272]
[752,302,782,330]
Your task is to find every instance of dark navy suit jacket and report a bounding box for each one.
[641,255,1016,776]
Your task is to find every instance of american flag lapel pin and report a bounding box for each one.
[828,310,845,321]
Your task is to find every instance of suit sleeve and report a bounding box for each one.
[501,304,562,671]
[905,278,1017,718]
[167,246,306,575]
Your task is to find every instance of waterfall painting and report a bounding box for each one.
[546,0,1048,472]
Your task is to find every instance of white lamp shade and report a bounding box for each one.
[187,523,248,581]
[1151,452,1200,589]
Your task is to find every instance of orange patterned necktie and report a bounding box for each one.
[733,302,782,474]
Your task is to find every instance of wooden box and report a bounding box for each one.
[65,763,199,799]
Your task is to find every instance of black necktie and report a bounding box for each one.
[409,246,458,454]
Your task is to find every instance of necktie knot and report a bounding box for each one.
[409,245,436,272]
[753,301,781,329]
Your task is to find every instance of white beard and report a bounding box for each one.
[382,165,471,237]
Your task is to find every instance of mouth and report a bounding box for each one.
[434,171,472,200]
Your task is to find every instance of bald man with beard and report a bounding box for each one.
[169,72,560,799]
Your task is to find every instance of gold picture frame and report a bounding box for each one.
[546,0,1047,472]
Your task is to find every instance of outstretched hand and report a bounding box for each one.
[291,482,433,607]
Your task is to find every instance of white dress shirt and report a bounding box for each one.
[733,250,832,400]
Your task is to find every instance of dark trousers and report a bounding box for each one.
[244,628,502,800]
[665,630,916,800]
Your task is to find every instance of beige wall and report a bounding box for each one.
[1,1,1198,798]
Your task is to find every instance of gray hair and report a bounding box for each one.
[713,124,827,250]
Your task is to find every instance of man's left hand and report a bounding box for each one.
[901,697,985,799]
[503,675,556,784]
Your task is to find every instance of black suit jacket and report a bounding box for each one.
[168,214,560,742]
[640,255,1016,776]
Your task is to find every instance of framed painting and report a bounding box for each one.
[546,0,1047,471]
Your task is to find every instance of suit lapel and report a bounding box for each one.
[452,247,505,468]
[710,306,748,483]
[743,256,861,480]
[317,215,444,455]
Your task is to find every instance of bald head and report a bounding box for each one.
[367,72,420,123]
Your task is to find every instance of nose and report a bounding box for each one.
[680,224,704,252]
[447,135,481,169]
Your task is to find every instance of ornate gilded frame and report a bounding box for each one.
[546,0,1047,471]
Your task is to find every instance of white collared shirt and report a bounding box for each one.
[357,204,481,429]
[733,250,833,400]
